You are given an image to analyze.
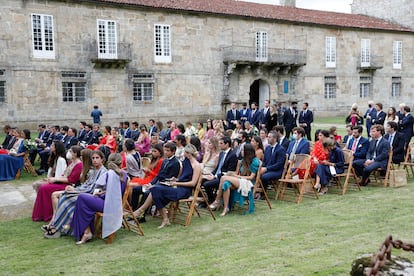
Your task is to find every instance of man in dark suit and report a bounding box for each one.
[372,103,386,126]
[260,131,286,191]
[239,102,251,129]
[202,136,238,203]
[131,121,140,142]
[130,142,181,217]
[364,101,376,137]
[248,102,261,129]
[353,124,390,186]
[282,101,298,139]
[123,121,131,139]
[30,124,50,165]
[399,105,414,148]
[287,127,310,160]
[38,125,63,173]
[148,119,158,137]
[343,125,353,148]
[64,128,79,150]
[275,125,290,151]
[77,121,87,142]
[298,102,313,141]
[87,124,102,145]
[259,100,271,130]
[81,124,93,145]
[347,125,369,161]
[226,102,241,130]
[384,121,405,164]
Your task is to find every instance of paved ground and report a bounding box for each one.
[0,180,35,221]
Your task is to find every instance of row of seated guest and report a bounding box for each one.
[87,125,117,160]
[32,145,83,222]
[0,128,31,181]
[42,150,107,238]
[133,144,201,228]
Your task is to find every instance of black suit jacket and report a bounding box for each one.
[384,132,405,164]
[279,136,290,151]
[282,108,298,130]
[64,136,79,150]
[249,109,261,128]
[372,110,386,126]
[226,109,241,130]
[298,109,313,128]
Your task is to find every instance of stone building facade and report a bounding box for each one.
[352,0,414,29]
[0,0,413,128]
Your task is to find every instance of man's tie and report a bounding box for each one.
[389,134,394,146]
[372,140,378,159]
[232,110,236,118]
[216,152,226,176]
[289,140,299,160]
[351,139,358,151]
[272,145,276,155]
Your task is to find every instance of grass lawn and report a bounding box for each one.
[2,116,412,275]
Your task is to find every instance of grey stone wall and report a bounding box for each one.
[0,0,413,129]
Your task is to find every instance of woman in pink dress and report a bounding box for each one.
[32,145,83,222]
[135,124,150,155]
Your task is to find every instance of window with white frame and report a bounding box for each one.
[325,36,336,68]
[359,76,371,98]
[324,76,336,99]
[97,19,117,59]
[61,72,86,102]
[392,77,401,97]
[393,41,402,69]
[132,73,154,102]
[0,81,5,103]
[256,31,268,62]
[154,24,171,63]
[361,39,371,67]
[31,14,55,59]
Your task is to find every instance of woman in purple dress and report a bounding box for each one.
[71,153,128,245]
[133,144,201,229]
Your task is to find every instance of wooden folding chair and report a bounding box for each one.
[94,181,144,243]
[373,147,394,187]
[272,154,289,200]
[400,143,414,178]
[24,152,38,176]
[168,171,216,226]
[277,154,317,204]
[333,149,360,195]
[252,161,272,209]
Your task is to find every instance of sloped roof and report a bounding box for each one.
[84,0,413,33]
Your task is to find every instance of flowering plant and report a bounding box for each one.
[24,139,38,150]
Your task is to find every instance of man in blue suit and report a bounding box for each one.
[248,102,261,129]
[202,136,238,203]
[372,103,386,126]
[226,102,241,130]
[287,127,310,160]
[260,131,286,191]
[259,100,271,130]
[353,124,390,186]
[347,125,369,161]
[384,121,405,164]
[298,102,313,141]
[364,101,377,137]
[399,105,414,148]
[239,102,251,129]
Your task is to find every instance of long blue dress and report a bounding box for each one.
[150,157,194,209]
[0,142,26,181]
[71,170,127,241]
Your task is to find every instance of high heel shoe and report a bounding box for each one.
[133,208,144,218]
[76,232,93,245]
[157,219,171,229]
[314,183,321,192]
[209,200,220,210]
[220,208,230,217]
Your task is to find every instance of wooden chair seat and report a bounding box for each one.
[333,149,360,195]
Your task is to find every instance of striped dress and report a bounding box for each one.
[51,166,107,234]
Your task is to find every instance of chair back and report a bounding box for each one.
[141,157,151,169]
[342,149,354,165]
[280,154,290,179]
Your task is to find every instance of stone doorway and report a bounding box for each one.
[249,79,270,109]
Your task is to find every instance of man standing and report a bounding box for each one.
[260,131,286,193]
[364,100,376,136]
[259,100,271,130]
[90,105,102,125]
[202,136,238,203]
[372,103,386,126]
[399,106,414,148]
[226,102,240,130]
[239,102,251,129]
[283,101,298,139]
[353,124,390,186]
[249,102,261,129]
[298,102,313,141]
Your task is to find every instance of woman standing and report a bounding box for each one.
[32,145,83,222]
[209,144,260,217]
[133,144,201,229]
[71,153,128,244]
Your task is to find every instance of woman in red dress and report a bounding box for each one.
[130,143,163,186]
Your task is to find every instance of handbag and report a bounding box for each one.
[389,169,407,187]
